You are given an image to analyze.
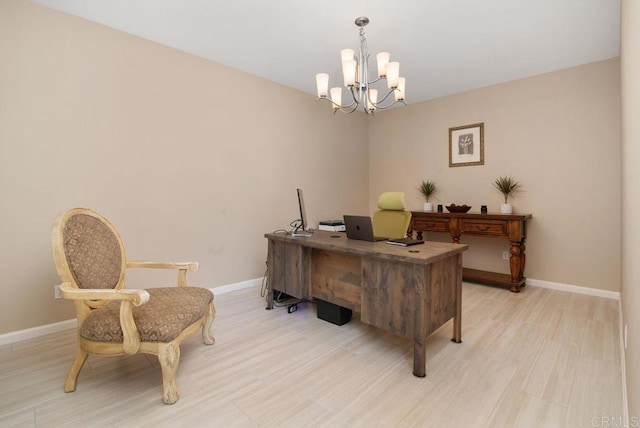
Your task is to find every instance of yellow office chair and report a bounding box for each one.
[372,192,412,239]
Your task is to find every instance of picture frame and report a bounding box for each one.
[449,123,484,167]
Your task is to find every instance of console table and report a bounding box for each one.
[407,212,532,292]
[264,230,467,377]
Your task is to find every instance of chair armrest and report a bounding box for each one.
[59,283,148,354]
[59,282,150,305]
[126,260,199,287]
[126,261,199,271]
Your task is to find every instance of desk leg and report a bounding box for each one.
[452,258,462,343]
[266,288,274,309]
[413,338,427,377]
[412,263,428,378]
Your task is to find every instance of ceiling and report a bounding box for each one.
[32,0,621,105]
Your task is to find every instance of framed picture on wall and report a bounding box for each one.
[449,123,484,167]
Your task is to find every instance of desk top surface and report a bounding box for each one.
[265,230,467,265]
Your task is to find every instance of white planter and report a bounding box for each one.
[423,202,433,212]
[500,203,512,214]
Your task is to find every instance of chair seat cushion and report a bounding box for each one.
[80,287,213,343]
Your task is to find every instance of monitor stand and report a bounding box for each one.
[292,226,312,237]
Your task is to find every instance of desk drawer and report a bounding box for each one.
[411,218,449,233]
[461,220,507,236]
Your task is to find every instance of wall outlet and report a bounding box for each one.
[54,284,61,300]
[502,251,510,260]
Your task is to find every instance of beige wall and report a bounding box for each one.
[621,0,639,419]
[369,59,621,292]
[0,0,369,334]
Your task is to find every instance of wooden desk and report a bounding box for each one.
[264,230,467,377]
[407,212,532,292]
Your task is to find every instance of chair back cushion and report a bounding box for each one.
[373,192,410,239]
[62,212,124,289]
[80,287,213,343]
[377,192,407,210]
[373,210,412,239]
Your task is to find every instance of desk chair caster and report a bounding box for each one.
[287,304,298,313]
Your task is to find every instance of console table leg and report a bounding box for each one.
[509,242,523,292]
[519,240,527,287]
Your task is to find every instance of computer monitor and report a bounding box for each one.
[292,188,312,237]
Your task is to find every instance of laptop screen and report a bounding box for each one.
[343,215,387,242]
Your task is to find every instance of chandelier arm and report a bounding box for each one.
[350,86,365,106]
[318,98,358,114]
[364,87,398,111]
[339,104,360,114]
[375,88,399,105]
[318,88,405,113]
[370,100,408,111]
[316,97,357,110]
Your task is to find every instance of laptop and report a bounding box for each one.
[343,215,388,242]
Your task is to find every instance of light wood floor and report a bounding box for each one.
[0,282,623,427]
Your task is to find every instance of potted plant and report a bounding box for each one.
[417,180,437,212]
[493,176,522,214]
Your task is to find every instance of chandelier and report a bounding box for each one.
[315,17,406,115]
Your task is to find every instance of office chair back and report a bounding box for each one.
[372,192,412,239]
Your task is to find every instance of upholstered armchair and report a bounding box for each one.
[372,192,412,239]
[51,207,215,404]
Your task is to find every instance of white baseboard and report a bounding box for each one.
[527,277,620,300]
[211,277,262,295]
[0,319,77,346]
[0,278,262,346]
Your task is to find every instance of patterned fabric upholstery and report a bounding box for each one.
[63,214,123,289]
[80,287,213,343]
